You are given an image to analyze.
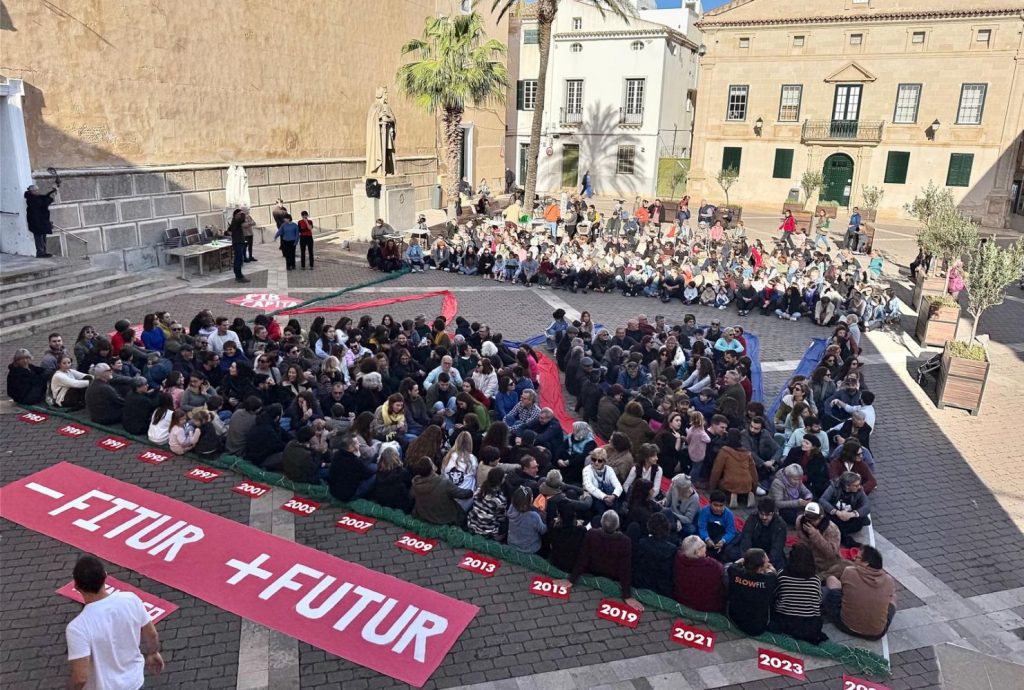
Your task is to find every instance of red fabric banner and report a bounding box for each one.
[0,463,477,687]
[279,290,457,325]
[534,352,605,446]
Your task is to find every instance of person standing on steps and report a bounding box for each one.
[228,209,249,283]
[25,182,60,258]
[298,210,315,270]
[275,214,300,271]
[241,206,257,263]
[271,198,289,229]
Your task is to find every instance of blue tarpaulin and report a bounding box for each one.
[767,338,828,420]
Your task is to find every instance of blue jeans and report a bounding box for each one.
[432,399,458,433]
[352,464,378,500]
[233,243,245,279]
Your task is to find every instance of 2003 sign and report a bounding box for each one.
[756,648,805,680]
[596,599,641,629]
[280,497,320,516]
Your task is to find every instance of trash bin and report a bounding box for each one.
[432,184,443,210]
[787,187,801,203]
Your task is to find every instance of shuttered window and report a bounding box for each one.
[772,149,794,179]
[884,151,910,184]
[946,153,974,187]
[722,147,742,173]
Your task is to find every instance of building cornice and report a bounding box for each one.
[697,7,1022,29]
[554,28,700,51]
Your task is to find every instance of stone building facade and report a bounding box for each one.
[686,0,1024,228]
[0,0,508,257]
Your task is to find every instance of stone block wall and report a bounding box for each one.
[35,157,438,255]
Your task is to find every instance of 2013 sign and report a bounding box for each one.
[528,576,570,601]
[669,620,716,652]
[596,599,641,629]
[57,423,89,438]
[280,497,320,516]
[184,467,221,483]
[232,481,270,499]
[17,412,48,424]
[336,513,376,534]
[395,533,437,556]
[757,648,805,680]
[843,676,891,690]
[137,449,172,465]
[457,552,500,577]
[96,436,129,452]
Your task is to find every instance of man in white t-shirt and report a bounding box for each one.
[66,555,164,690]
[207,316,242,356]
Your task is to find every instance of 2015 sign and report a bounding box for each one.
[457,552,500,577]
[528,576,569,601]
[336,514,376,534]
[96,436,129,452]
[137,449,172,465]
[669,620,716,652]
[843,676,891,690]
[280,497,320,516]
[395,534,437,556]
[185,467,221,483]
[596,599,641,629]
[757,648,805,680]
[232,481,270,499]
[57,423,89,438]
[17,412,48,424]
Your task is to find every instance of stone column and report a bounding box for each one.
[0,79,37,257]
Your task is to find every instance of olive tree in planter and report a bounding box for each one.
[798,170,823,212]
[715,167,739,208]
[936,340,990,416]
[815,200,839,219]
[912,200,978,312]
[915,294,960,346]
[859,185,883,222]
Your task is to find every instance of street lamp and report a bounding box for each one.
[754,117,764,137]
[927,118,941,140]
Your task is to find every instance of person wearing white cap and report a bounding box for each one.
[793,501,841,576]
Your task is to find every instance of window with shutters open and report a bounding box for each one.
[884,151,910,184]
[946,153,974,187]
[516,80,537,111]
[722,147,742,173]
[772,149,794,179]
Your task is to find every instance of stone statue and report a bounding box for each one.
[365,87,397,178]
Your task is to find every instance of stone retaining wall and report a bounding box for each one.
[35,157,438,255]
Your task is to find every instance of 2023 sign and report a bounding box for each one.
[231,481,270,499]
[336,513,376,534]
[596,599,641,629]
[395,534,437,555]
[280,497,320,516]
[757,648,805,680]
[669,620,716,652]
[184,467,221,483]
[457,552,499,577]
[528,576,570,600]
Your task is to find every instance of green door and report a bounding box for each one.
[821,153,854,206]
[561,144,579,189]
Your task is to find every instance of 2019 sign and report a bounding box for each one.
[596,599,641,629]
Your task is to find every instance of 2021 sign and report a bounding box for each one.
[669,620,716,652]
[757,648,805,680]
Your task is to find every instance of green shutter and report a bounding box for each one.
[722,146,742,173]
[946,153,974,187]
[884,151,910,184]
[516,81,525,110]
[772,148,794,179]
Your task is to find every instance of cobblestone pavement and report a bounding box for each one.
[3,232,1024,689]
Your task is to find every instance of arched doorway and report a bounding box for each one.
[821,153,854,207]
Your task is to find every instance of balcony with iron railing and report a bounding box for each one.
[801,119,885,145]
[560,107,583,127]
[619,108,644,127]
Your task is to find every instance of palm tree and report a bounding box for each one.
[398,13,509,218]
[491,0,634,209]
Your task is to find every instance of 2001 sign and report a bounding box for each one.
[232,482,269,499]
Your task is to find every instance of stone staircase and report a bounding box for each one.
[0,255,175,343]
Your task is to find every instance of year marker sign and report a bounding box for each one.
[137,449,172,465]
[280,497,320,516]
[457,552,500,577]
[17,411,48,424]
[96,436,130,452]
[336,513,376,534]
[528,576,570,600]
[757,648,805,680]
[231,481,270,499]
[395,533,437,555]
[669,620,716,652]
[596,598,641,629]
[57,423,89,438]
[184,467,221,483]
[843,676,891,690]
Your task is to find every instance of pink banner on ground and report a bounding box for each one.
[0,463,477,687]
[278,290,458,325]
[534,352,604,447]
[226,293,302,311]
[56,576,178,624]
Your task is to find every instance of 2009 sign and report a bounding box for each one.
[458,552,500,577]
[597,599,641,629]
[232,481,269,499]
[184,467,221,483]
[280,497,320,516]
[757,648,805,680]
[395,533,437,555]
[336,513,376,534]
[843,676,891,690]
[528,576,570,600]
[669,620,716,652]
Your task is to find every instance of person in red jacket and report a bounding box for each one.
[673,534,726,612]
[559,510,644,612]
[778,210,797,249]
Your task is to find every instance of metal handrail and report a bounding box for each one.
[560,107,583,126]
[801,119,885,143]
[619,108,644,126]
[52,224,89,259]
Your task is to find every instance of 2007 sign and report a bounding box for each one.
[528,576,570,600]
[458,552,500,577]
[336,513,376,534]
[843,676,891,690]
[394,533,437,555]
[669,620,716,652]
[280,497,320,516]
[757,648,805,680]
[232,481,269,499]
[597,598,641,629]
[184,467,221,483]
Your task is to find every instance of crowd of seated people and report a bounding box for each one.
[7,300,894,643]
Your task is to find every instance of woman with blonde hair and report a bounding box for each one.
[441,430,478,511]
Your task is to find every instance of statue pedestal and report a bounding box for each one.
[351,176,416,240]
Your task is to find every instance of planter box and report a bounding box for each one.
[782,202,804,215]
[815,205,838,219]
[915,301,959,347]
[714,205,742,228]
[861,222,876,253]
[912,273,947,312]
[937,346,990,416]
[792,211,813,234]
[860,208,877,223]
